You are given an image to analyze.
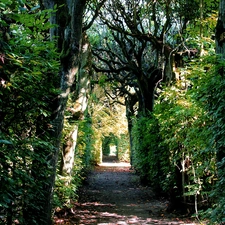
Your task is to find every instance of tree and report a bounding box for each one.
[90,0,220,216]
[37,0,107,220]
[0,0,221,223]
[90,0,211,118]
[0,0,108,222]
[55,0,108,206]
[4,0,87,223]
[59,32,92,188]
[89,0,209,169]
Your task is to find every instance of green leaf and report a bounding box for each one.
[0,140,13,144]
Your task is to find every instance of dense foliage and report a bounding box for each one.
[192,56,225,223]
[0,1,60,223]
[131,57,221,220]
[2,0,225,224]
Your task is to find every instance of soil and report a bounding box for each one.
[54,156,203,225]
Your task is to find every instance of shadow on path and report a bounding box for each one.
[54,162,202,225]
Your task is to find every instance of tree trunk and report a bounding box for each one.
[23,0,87,224]
[136,67,162,116]
[125,92,138,166]
[60,33,92,178]
[60,125,79,178]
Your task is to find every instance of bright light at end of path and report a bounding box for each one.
[98,162,131,167]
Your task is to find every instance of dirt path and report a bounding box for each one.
[54,161,201,225]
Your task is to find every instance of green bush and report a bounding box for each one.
[0,2,60,223]
[131,71,217,215]
[132,114,173,193]
[191,56,225,223]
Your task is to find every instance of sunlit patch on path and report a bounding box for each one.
[54,162,204,225]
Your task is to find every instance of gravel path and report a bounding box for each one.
[54,161,202,225]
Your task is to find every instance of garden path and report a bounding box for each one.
[54,157,202,225]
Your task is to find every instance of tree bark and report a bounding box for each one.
[60,33,92,178]
[136,67,162,116]
[125,92,138,166]
[23,0,87,224]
